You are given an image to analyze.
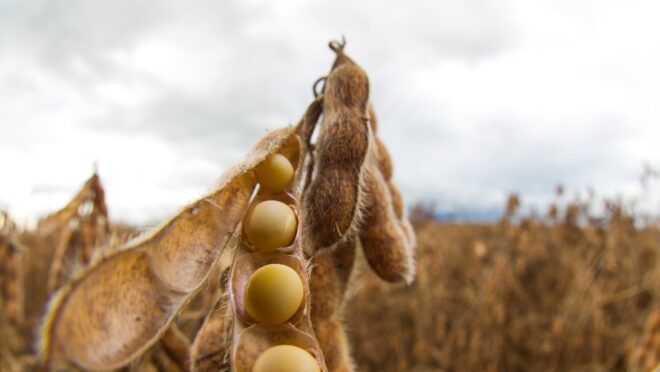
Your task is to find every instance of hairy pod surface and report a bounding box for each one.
[359,163,415,284]
[309,239,356,372]
[191,296,231,371]
[160,325,191,370]
[364,104,417,275]
[309,239,355,320]
[312,317,353,372]
[302,48,370,250]
[40,128,300,370]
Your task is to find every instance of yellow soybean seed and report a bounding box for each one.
[245,200,297,251]
[244,264,304,326]
[255,154,294,193]
[252,345,319,372]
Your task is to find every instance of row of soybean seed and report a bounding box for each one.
[241,153,320,372]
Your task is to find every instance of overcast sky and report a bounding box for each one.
[1,0,659,226]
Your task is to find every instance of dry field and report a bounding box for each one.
[2,178,660,371]
[346,199,660,371]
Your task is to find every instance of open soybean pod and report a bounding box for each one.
[301,42,371,252]
[39,127,299,371]
[227,131,328,372]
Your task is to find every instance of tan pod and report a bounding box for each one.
[228,137,327,372]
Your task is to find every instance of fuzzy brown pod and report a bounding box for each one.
[47,226,80,295]
[388,183,416,246]
[159,325,191,371]
[309,239,355,321]
[301,44,371,251]
[39,127,300,371]
[358,159,415,284]
[310,239,356,372]
[190,296,231,372]
[297,97,324,191]
[311,316,353,372]
[367,104,415,242]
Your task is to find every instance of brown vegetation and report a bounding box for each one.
[346,199,660,371]
[1,40,658,372]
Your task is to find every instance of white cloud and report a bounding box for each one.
[0,0,659,224]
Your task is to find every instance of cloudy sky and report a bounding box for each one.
[1,0,659,226]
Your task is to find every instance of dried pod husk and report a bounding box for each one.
[365,104,417,268]
[232,324,323,372]
[374,137,393,182]
[387,183,416,246]
[298,97,324,190]
[309,239,355,320]
[302,46,370,251]
[40,127,300,370]
[229,140,327,371]
[312,317,353,372]
[160,325,191,371]
[190,297,231,372]
[47,226,79,295]
[0,346,21,372]
[358,154,415,284]
[45,173,111,294]
[310,239,356,372]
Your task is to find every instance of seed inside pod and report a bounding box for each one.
[245,200,297,251]
[255,153,294,193]
[252,344,319,372]
[244,264,304,326]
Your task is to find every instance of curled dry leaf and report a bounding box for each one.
[40,127,300,371]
